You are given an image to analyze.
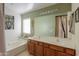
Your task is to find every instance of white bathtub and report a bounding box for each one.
[5,39,27,56]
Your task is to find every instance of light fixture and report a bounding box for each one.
[39,9,58,15]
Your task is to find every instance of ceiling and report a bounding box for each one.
[5,3,56,15]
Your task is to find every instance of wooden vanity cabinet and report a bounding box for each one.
[27,40,44,56]
[65,48,76,56]
[27,40,35,55]
[35,42,43,56]
[44,47,56,56]
[56,51,70,56]
[43,43,56,56]
[27,40,76,56]
[49,44,65,52]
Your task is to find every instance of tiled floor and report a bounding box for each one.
[17,50,31,56]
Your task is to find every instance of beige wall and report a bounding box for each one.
[72,3,79,56]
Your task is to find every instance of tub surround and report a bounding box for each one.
[5,39,27,56]
[5,44,26,56]
[5,39,27,51]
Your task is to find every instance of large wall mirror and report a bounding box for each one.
[22,14,68,38]
[33,14,55,37]
[32,14,68,38]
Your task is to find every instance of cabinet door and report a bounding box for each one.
[44,47,56,56]
[35,44,43,56]
[28,41,35,55]
[57,51,70,56]
[65,48,75,56]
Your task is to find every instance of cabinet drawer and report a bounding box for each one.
[34,41,38,44]
[49,44,65,52]
[30,40,34,43]
[44,47,56,56]
[31,40,38,44]
[43,43,49,47]
[57,51,70,56]
[38,42,43,46]
[65,48,75,56]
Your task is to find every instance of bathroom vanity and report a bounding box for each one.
[27,37,76,56]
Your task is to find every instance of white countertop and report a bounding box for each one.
[28,37,76,49]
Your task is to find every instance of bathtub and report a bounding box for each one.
[5,39,27,56]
